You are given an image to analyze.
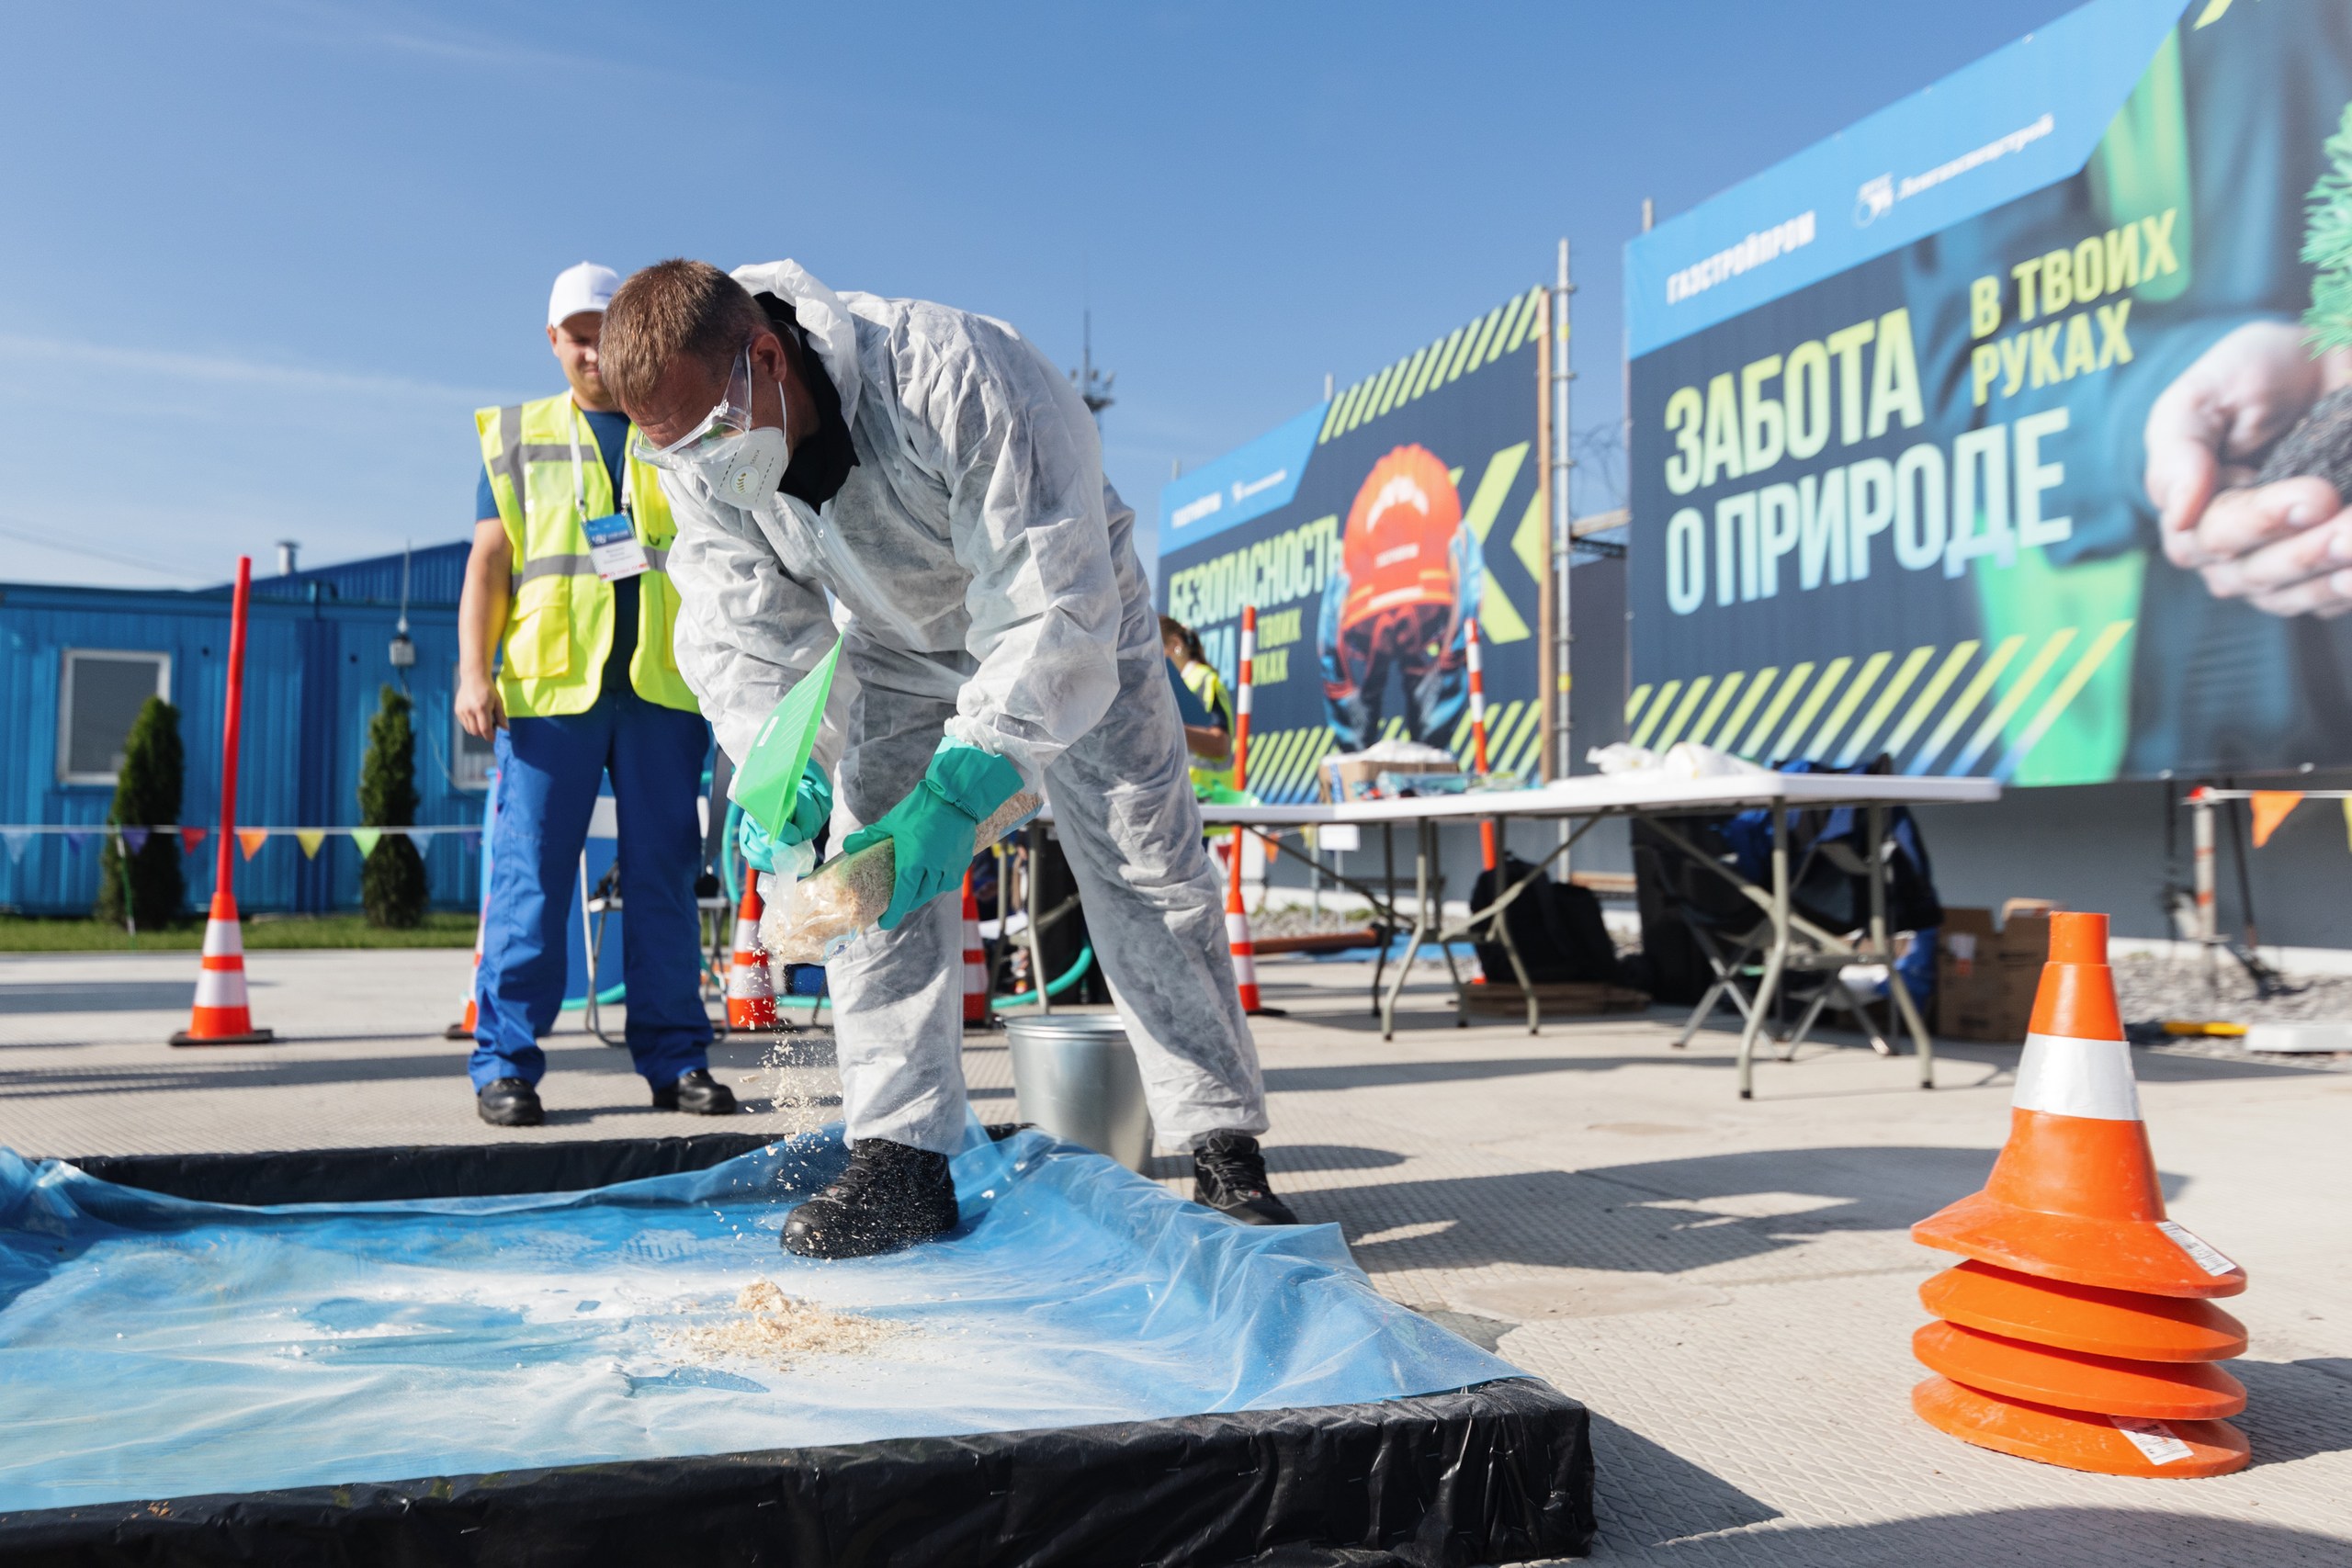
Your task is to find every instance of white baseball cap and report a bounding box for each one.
[547,262,620,329]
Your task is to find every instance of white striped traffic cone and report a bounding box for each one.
[962,871,989,1026]
[170,890,274,1045]
[1224,838,1265,1014]
[1467,615,1498,872]
[727,865,779,1032]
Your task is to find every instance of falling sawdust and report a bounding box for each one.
[665,1280,901,1369]
[752,1033,842,1134]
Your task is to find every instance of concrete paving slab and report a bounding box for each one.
[2,946,2346,1564]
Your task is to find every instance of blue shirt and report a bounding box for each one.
[477,407,639,694]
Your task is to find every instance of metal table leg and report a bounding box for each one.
[1428,817,1467,1020]
[1027,823,1050,1017]
[1736,801,1790,1100]
[1379,818,1435,1041]
[1370,822,1398,1017]
[1870,802,1936,1089]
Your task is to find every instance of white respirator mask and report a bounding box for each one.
[632,344,791,504]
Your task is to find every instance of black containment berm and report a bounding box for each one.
[0,1134,1596,1567]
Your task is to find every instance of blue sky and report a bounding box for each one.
[0,0,2071,589]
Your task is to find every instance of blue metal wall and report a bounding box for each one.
[0,556,483,917]
[247,542,471,608]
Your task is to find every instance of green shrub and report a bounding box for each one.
[359,684,428,928]
[96,696,186,929]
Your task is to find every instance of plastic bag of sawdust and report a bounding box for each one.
[760,791,1043,964]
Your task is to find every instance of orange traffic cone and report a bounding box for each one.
[1910,910,2250,1477]
[726,866,777,1032]
[446,907,486,1041]
[961,871,989,1027]
[1222,836,1270,1015]
[170,890,274,1046]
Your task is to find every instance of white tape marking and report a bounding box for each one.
[2013,1032,2141,1121]
[2156,1220,2238,1277]
[2111,1416,2194,1465]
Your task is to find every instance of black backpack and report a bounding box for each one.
[1470,856,1623,987]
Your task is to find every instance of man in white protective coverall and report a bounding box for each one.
[602,258,1296,1258]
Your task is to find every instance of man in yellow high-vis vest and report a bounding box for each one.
[455,262,735,1128]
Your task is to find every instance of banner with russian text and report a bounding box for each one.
[1624,0,2352,783]
[1157,287,1549,801]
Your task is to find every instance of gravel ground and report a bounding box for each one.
[2112,950,2352,1071]
[1250,903,1383,939]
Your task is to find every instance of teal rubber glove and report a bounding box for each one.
[737,761,832,872]
[842,740,1024,930]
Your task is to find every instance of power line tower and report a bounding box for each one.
[1069,310,1115,425]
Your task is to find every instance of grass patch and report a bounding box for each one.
[0,913,478,952]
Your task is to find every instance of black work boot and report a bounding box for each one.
[652,1067,739,1115]
[782,1139,959,1259]
[1193,1132,1299,1225]
[477,1077,544,1128]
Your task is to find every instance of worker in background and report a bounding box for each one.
[454,262,735,1128]
[1159,615,1233,795]
[604,258,1296,1258]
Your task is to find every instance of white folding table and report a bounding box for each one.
[1194,772,1999,1097]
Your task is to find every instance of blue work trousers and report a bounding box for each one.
[469,688,713,1092]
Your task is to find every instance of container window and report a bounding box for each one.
[58,650,171,785]
[450,668,494,791]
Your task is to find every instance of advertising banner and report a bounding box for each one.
[1157,288,1550,801]
[1625,0,2352,784]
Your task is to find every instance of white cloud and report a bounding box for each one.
[0,333,500,406]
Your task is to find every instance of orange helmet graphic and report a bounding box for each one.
[1340,445,1463,628]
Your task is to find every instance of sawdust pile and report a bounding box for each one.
[665,1280,900,1368]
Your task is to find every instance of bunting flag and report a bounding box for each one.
[351,828,382,860]
[2,830,30,863]
[62,831,89,852]
[179,827,208,854]
[237,828,270,861]
[2249,791,2304,848]
[295,829,326,859]
[120,827,151,854]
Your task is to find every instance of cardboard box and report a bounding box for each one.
[1937,902,2053,1043]
[1317,753,1461,802]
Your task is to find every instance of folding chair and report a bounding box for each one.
[1638,822,1890,1060]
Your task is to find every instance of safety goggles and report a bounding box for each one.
[630,345,757,472]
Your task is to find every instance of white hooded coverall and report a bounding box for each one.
[661,260,1267,1156]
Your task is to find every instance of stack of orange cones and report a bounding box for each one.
[1911,910,2250,1477]
[170,890,274,1046]
[726,865,778,1032]
[961,872,989,1027]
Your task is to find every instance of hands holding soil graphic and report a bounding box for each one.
[2146,321,2352,617]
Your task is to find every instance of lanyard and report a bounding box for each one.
[566,402,632,525]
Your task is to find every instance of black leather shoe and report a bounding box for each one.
[782,1139,959,1259]
[652,1067,739,1115]
[477,1077,544,1127]
[1193,1132,1299,1224]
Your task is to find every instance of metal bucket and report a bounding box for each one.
[1002,1012,1154,1172]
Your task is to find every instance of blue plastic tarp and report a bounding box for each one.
[0,1122,1520,1512]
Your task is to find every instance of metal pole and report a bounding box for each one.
[215,557,253,901]
[1552,240,1575,842]
[2191,788,2216,992]
[1027,822,1050,1016]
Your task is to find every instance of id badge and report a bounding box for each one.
[581,513,650,581]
